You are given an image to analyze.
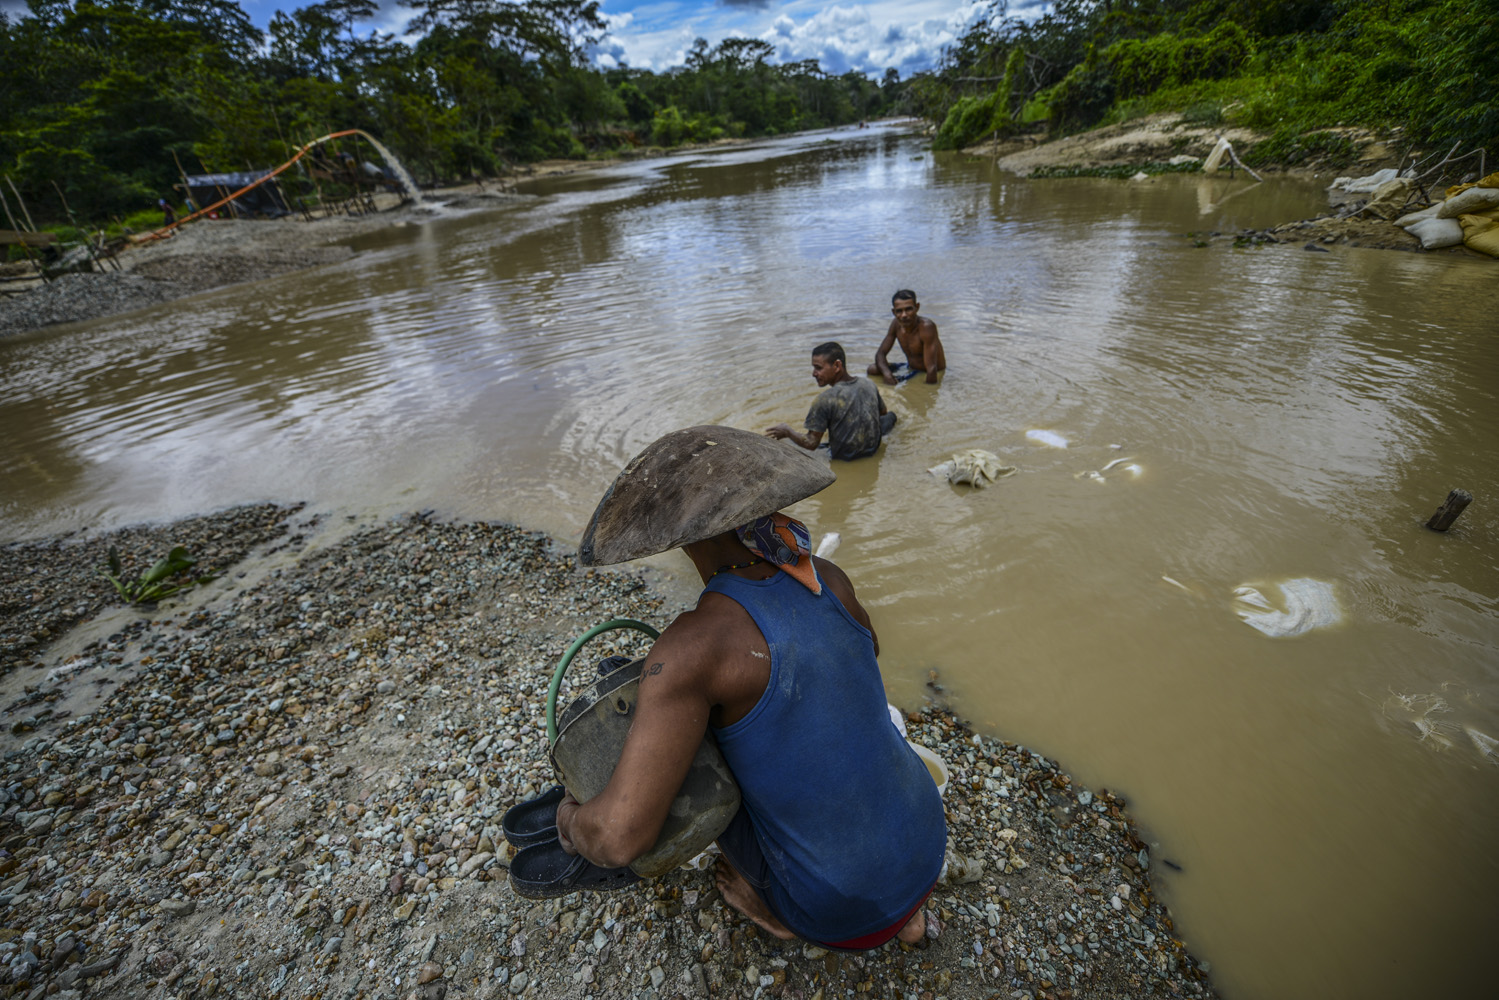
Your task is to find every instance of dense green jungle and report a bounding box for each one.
[1,0,1495,236]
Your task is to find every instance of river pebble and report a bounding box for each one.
[0,509,1219,999]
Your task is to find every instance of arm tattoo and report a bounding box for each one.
[645,661,664,676]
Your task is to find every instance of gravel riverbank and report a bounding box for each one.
[0,508,1220,1000]
[0,187,522,339]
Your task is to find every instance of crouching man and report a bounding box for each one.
[557,425,946,947]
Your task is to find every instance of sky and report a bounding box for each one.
[1,0,1053,78]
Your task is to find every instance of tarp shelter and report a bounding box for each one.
[184,171,291,218]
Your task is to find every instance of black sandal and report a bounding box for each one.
[507,839,641,899]
[502,785,567,849]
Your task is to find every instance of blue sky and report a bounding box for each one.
[0,1,1050,79]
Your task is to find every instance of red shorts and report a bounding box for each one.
[820,885,934,950]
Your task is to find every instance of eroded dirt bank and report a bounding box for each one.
[967,113,1482,254]
[0,508,1218,1000]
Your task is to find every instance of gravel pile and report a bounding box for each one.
[0,199,466,338]
[0,274,183,336]
[0,511,1220,1000]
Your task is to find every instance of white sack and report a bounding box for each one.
[1436,186,1499,219]
[1404,216,1464,249]
[1394,203,1440,227]
[1233,579,1340,637]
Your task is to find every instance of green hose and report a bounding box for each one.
[546,618,660,744]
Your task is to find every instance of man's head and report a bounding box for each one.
[810,342,846,386]
[891,290,919,329]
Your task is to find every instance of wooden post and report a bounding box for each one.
[50,180,106,274]
[1426,489,1472,531]
[0,186,49,283]
[4,175,38,232]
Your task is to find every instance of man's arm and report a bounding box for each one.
[555,623,715,868]
[764,424,824,450]
[872,323,899,384]
[921,321,946,383]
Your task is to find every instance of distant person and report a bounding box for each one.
[766,342,895,460]
[158,197,176,226]
[869,289,946,385]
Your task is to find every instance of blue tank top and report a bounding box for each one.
[706,569,947,942]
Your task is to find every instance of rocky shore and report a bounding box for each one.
[0,195,487,338]
[0,507,1219,1000]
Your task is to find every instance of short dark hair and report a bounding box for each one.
[811,341,845,366]
[892,289,916,304]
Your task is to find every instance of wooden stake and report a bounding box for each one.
[4,174,37,232]
[1426,489,1472,531]
[50,180,107,274]
[0,186,49,282]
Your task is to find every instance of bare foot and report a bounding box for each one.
[896,907,927,944]
[714,858,796,941]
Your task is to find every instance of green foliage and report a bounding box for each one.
[934,93,1003,150]
[103,545,217,605]
[1,1,903,230]
[1106,23,1252,99]
[919,0,1498,165]
[1243,127,1357,167]
[1045,48,1115,132]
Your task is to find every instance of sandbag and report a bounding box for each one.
[1436,186,1499,218]
[1394,203,1440,227]
[1363,178,1415,220]
[1405,216,1465,249]
[1203,137,1232,173]
[1458,213,1499,257]
[1331,168,1398,193]
[1445,171,1499,198]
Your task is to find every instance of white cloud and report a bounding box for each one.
[759,2,987,77]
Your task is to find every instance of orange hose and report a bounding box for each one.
[140,129,365,243]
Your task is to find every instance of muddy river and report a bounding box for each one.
[2,125,1495,999]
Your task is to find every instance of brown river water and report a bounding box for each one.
[3,125,1496,998]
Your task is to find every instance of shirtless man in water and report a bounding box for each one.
[868,289,947,385]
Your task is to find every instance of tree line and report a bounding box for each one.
[0,0,903,227]
[4,0,1494,232]
[919,0,1497,167]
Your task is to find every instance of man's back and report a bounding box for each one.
[703,567,946,942]
[806,377,884,460]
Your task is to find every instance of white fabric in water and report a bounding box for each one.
[1025,429,1069,449]
[1232,578,1340,637]
[928,449,1016,488]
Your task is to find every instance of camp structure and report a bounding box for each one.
[143,129,421,244]
[183,171,291,219]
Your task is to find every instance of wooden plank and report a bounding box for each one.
[0,229,57,247]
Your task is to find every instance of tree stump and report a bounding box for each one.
[1426,489,1472,531]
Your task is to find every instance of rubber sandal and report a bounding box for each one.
[507,839,641,899]
[502,785,566,849]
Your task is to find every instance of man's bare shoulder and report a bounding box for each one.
[919,316,941,337]
[653,595,756,667]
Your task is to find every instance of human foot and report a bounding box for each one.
[897,908,942,945]
[896,908,927,944]
[714,859,796,941]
